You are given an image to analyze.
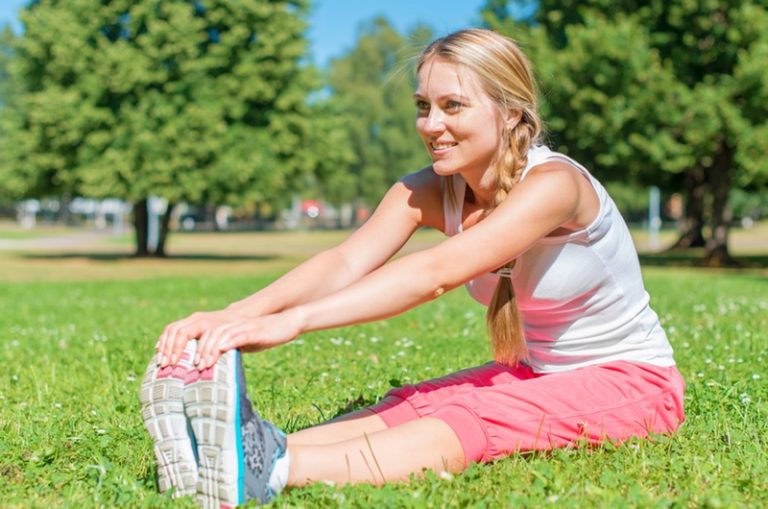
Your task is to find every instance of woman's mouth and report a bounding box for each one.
[431,142,457,153]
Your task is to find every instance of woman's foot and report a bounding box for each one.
[184,349,287,508]
[139,341,199,498]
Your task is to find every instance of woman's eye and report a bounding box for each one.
[415,100,430,112]
[446,100,462,111]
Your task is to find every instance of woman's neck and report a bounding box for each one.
[461,170,496,208]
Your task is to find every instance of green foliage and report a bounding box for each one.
[491,0,768,185]
[0,267,766,506]
[0,26,14,108]
[521,15,691,184]
[0,0,346,214]
[325,17,432,206]
[485,0,768,260]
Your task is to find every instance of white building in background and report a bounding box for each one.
[15,197,132,233]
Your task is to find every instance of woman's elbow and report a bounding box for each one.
[420,257,459,301]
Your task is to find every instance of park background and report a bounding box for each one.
[0,0,766,507]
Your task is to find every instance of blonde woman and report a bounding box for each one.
[141,28,685,508]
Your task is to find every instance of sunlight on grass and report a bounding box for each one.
[0,226,766,506]
[0,255,766,506]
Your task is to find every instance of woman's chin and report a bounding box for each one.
[431,163,459,177]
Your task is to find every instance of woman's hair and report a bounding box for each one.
[418,29,542,366]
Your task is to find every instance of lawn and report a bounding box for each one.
[0,229,766,508]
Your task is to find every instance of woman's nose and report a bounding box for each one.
[424,109,445,133]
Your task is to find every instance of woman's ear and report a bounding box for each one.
[505,109,523,130]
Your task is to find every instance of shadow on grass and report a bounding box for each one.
[21,252,279,262]
[328,394,381,420]
[639,250,768,272]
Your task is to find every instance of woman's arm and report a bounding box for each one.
[295,166,583,330]
[225,171,443,317]
[193,165,586,367]
[157,168,443,366]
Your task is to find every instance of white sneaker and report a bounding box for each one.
[184,349,287,508]
[139,341,199,498]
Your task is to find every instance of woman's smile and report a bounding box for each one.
[430,140,459,154]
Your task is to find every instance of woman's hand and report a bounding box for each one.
[156,309,250,367]
[193,308,305,370]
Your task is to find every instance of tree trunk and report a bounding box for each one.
[155,202,175,257]
[133,198,175,257]
[133,199,150,257]
[670,167,707,249]
[705,143,734,267]
[57,194,72,225]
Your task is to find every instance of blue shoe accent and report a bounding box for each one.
[234,350,244,504]
[185,349,286,508]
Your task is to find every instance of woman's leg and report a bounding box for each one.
[288,417,465,487]
[288,409,387,445]
[290,360,537,446]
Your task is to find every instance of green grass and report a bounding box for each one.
[1,262,766,508]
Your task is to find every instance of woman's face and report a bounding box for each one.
[415,57,504,179]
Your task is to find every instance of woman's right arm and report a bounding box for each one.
[157,168,443,365]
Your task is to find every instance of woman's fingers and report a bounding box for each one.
[156,313,209,366]
[196,322,257,370]
[159,311,295,371]
[156,323,180,366]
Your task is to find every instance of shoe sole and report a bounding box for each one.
[140,344,199,498]
[184,349,243,509]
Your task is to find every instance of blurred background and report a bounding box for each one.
[0,0,766,265]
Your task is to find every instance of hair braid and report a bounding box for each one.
[419,29,543,366]
[485,118,537,366]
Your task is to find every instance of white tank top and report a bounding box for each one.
[443,145,676,373]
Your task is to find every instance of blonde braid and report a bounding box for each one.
[486,118,537,366]
[417,28,544,366]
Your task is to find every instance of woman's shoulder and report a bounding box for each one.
[397,166,445,230]
[400,165,440,188]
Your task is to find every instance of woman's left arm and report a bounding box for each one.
[194,166,583,368]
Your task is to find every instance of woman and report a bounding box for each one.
[141,28,685,508]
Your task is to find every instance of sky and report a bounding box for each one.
[0,0,488,67]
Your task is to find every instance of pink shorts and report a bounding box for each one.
[370,360,685,465]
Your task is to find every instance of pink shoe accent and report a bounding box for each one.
[156,364,190,380]
[156,352,193,380]
[184,366,215,384]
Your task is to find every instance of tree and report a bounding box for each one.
[484,1,768,265]
[0,26,17,213]
[0,26,13,109]
[326,17,432,209]
[0,0,337,256]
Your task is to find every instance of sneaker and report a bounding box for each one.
[184,349,287,508]
[139,340,200,498]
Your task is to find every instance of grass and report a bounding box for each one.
[0,228,766,508]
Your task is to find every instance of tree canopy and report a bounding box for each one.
[484,0,768,265]
[0,0,351,255]
[325,17,431,208]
